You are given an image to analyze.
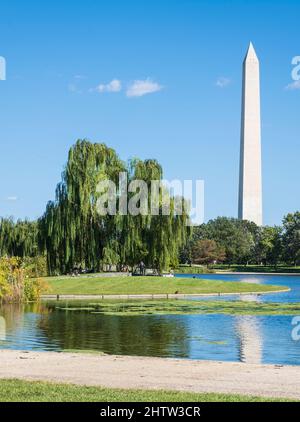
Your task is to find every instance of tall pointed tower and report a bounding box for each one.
[238,42,263,226]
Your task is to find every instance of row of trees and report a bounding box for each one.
[181,214,300,266]
[3,209,300,271]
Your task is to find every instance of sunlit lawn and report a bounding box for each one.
[0,379,294,402]
[42,276,288,296]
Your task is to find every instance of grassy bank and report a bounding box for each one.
[43,276,288,296]
[0,379,294,402]
[53,299,300,316]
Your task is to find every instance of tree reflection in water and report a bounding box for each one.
[37,304,190,358]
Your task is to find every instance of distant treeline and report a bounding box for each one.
[180,214,300,267]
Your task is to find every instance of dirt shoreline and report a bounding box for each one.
[1,350,300,400]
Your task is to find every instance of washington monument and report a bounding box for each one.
[238,42,263,226]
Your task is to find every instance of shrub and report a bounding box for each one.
[0,257,47,303]
[23,256,48,278]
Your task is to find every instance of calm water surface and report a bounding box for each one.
[0,274,299,365]
[176,273,300,303]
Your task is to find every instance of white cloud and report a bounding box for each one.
[285,80,300,90]
[6,196,18,201]
[126,78,163,98]
[216,77,231,88]
[96,79,122,93]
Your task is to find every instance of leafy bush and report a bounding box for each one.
[24,277,48,302]
[22,256,48,278]
[0,257,47,303]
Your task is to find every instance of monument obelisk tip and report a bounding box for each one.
[244,42,258,62]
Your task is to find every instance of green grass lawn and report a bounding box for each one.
[43,276,288,296]
[0,379,294,402]
[52,299,300,316]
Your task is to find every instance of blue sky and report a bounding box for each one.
[0,0,299,225]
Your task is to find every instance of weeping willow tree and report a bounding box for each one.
[39,140,125,274]
[115,158,192,272]
[0,218,39,258]
[39,139,192,275]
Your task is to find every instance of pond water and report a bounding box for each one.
[175,273,300,303]
[0,274,300,365]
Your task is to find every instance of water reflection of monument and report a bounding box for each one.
[235,294,263,364]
